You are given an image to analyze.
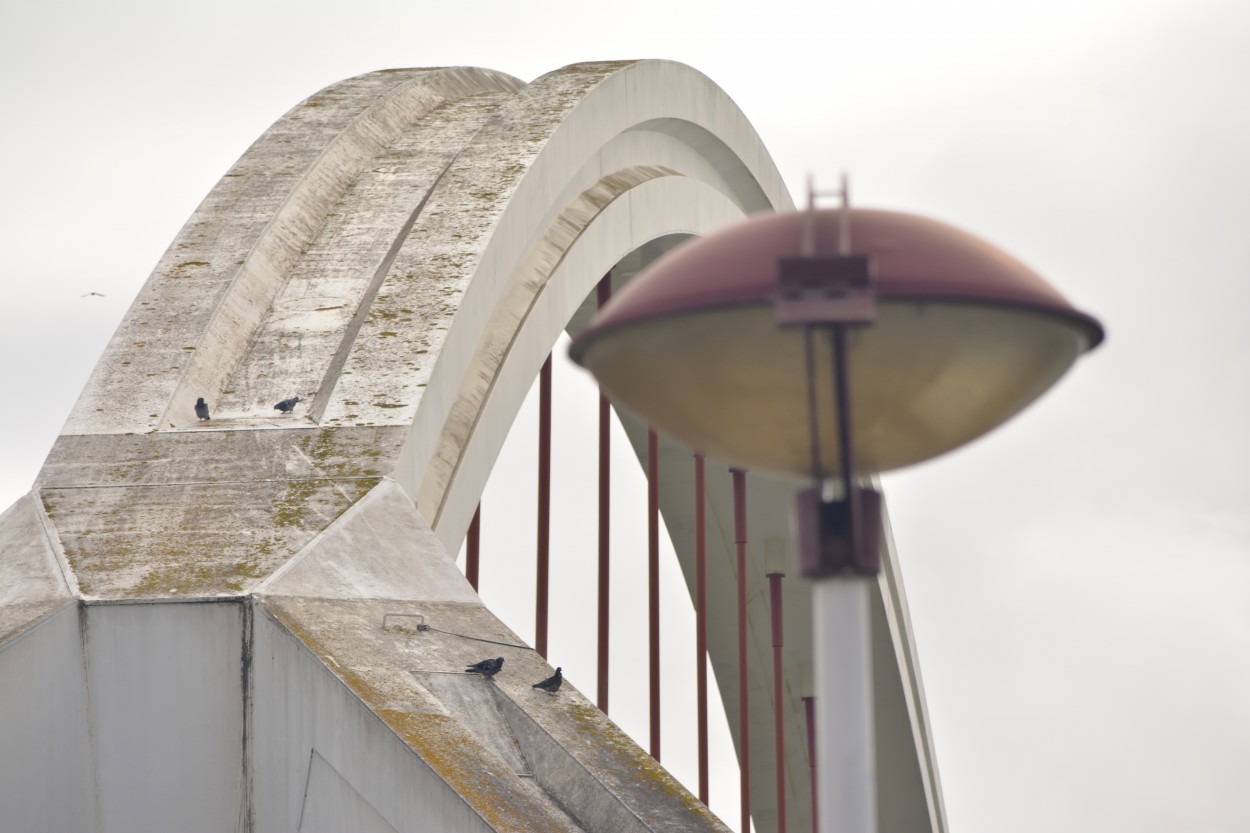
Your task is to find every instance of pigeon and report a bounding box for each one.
[465,657,504,678]
[532,667,562,695]
[194,397,211,421]
[274,396,300,414]
[81,292,105,298]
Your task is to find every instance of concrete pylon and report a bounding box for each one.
[0,62,945,833]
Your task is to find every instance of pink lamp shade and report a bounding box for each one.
[570,208,1104,479]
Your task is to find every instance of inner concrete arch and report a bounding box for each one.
[0,60,944,833]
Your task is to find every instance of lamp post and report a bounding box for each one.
[570,184,1103,833]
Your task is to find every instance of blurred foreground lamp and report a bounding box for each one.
[569,182,1103,833]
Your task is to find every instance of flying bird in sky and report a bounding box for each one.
[194,397,210,421]
[465,657,504,678]
[274,396,300,413]
[81,292,105,297]
[532,667,562,695]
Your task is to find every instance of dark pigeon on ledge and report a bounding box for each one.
[532,667,562,695]
[194,397,210,421]
[465,657,504,678]
[274,396,300,414]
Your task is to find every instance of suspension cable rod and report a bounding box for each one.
[732,467,751,833]
[769,569,788,833]
[536,353,552,658]
[648,426,661,761]
[694,451,708,803]
[466,503,480,591]
[597,274,612,714]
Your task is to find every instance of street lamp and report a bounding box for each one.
[569,182,1103,833]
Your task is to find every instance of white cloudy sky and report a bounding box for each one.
[2,1,1248,831]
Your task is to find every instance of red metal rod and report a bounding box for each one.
[803,695,817,833]
[695,451,708,803]
[466,502,480,591]
[597,275,612,714]
[648,427,661,761]
[769,572,787,833]
[536,354,552,658]
[731,467,751,833]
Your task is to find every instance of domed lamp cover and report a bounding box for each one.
[570,208,1104,479]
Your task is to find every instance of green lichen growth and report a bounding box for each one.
[269,605,571,832]
[560,699,720,821]
[272,479,321,529]
[47,467,380,599]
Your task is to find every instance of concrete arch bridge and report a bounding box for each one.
[0,61,944,833]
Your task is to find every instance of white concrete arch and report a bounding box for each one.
[303,59,794,550]
[0,61,946,833]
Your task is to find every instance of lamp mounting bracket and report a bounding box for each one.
[775,255,875,326]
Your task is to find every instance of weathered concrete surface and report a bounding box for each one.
[37,424,406,489]
[42,477,378,599]
[261,477,478,603]
[215,90,517,422]
[253,598,522,833]
[261,595,727,833]
[0,493,71,645]
[35,425,401,598]
[63,68,523,435]
[362,60,791,544]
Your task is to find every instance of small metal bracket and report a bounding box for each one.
[776,255,875,326]
[793,484,883,577]
[381,612,429,632]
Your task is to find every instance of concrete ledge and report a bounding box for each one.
[260,595,730,833]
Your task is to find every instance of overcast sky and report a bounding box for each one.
[2,1,1248,831]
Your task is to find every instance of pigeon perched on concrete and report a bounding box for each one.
[465,657,504,678]
[532,667,562,695]
[274,396,300,414]
[194,397,210,421]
